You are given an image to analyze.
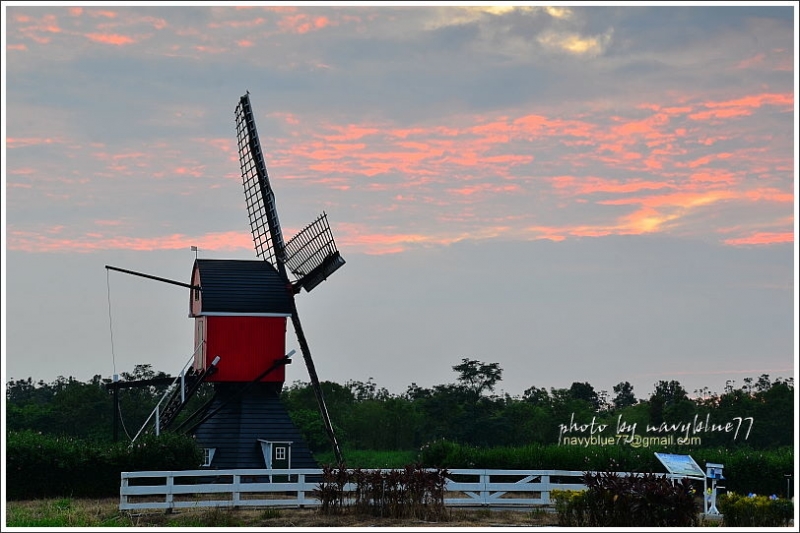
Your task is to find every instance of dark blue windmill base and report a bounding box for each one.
[192,382,319,470]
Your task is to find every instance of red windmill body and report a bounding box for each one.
[189,259,291,384]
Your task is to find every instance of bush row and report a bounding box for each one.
[315,464,449,521]
[552,471,698,527]
[417,439,793,496]
[718,492,794,526]
[6,430,204,500]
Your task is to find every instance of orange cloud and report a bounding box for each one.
[320,124,381,142]
[704,93,792,110]
[684,152,733,169]
[88,10,117,19]
[599,190,734,209]
[689,170,736,184]
[208,17,266,29]
[278,13,334,34]
[550,176,674,195]
[735,53,765,69]
[6,230,255,254]
[14,13,62,44]
[7,43,28,51]
[195,137,235,155]
[8,167,37,175]
[448,183,521,196]
[690,92,793,121]
[84,33,136,45]
[7,137,64,148]
[723,232,793,246]
[171,166,204,177]
[742,188,793,203]
[689,108,752,121]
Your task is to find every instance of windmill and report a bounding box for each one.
[234,92,346,466]
[105,92,346,470]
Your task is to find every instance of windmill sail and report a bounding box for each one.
[235,94,285,268]
[285,212,346,292]
[235,92,345,466]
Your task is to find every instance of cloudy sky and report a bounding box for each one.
[3,3,797,404]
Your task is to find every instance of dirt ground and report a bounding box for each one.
[8,498,728,527]
[6,498,561,528]
[127,506,561,527]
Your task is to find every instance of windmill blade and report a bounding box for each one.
[235,92,344,466]
[235,93,285,268]
[285,212,346,293]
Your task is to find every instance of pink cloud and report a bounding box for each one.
[320,124,381,142]
[598,191,735,209]
[742,188,794,203]
[690,92,793,121]
[15,13,62,44]
[6,230,255,254]
[7,137,64,148]
[88,10,117,19]
[8,167,37,175]
[208,17,266,29]
[84,33,136,45]
[278,14,333,34]
[689,170,737,184]
[173,166,206,178]
[550,176,675,195]
[723,232,793,246]
[689,108,752,121]
[735,53,765,69]
[448,183,522,196]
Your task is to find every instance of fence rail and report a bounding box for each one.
[119,468,690,511]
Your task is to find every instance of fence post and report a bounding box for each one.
[120,473,128,509]
[232,473,241,508]
[541,474,551,505]
[165,473,174,511]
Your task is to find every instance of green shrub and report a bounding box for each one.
[718,492,794,527]
[552,489,590,526]
[6,430,203,500]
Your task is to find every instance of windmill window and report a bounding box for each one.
[202,448,216,467]
[275,446,286,461]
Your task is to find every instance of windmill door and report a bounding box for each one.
[193,317,205,371]
[259,440,292,482]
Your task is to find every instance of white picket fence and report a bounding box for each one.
[119,468,689,511]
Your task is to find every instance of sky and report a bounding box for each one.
[2,3,798,406]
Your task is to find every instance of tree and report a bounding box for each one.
[649,380,690,425]
[612,381,637,410]
[568,381,600,411]
[346,378,390,402]
[452,358,502,398]
[522,386,550,407]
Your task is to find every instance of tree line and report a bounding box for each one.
[5,359,794,453]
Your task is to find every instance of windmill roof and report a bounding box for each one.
[193,259,292,315]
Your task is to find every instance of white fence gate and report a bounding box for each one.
[119,468,689,511]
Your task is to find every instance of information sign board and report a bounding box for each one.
[654,452,705,478]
